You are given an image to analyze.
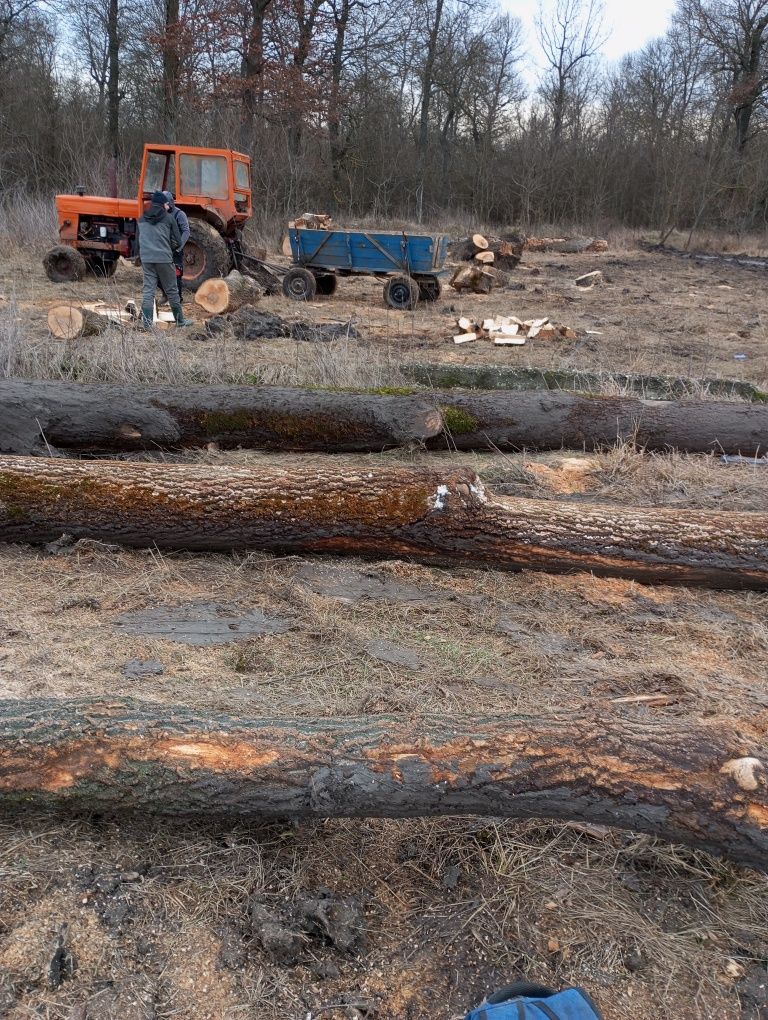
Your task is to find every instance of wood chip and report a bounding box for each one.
[610,694,678,706]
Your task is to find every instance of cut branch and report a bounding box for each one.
[0,381,443,455]
[0,698,766,869]
[1,458,767,589]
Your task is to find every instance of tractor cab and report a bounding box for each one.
[45,144,253,291]
[139,145,252,235]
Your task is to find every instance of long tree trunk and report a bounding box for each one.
[106,0,120,158]
[0,698,766,869]
[239,0,272,150]
[161,0,180,139]
[2,459,767,589]
[433,390,768,456]
[0,381,442,455]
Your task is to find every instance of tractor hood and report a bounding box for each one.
[55,195,140,218]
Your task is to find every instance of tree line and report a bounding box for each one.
[2,0,768,233]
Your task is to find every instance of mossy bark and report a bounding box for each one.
[0,698,766,869]
[2,457,768,589]
[432,390,768,455]
[0,381,442,455]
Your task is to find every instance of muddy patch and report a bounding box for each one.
[115,601,293,646]
[296,563,446,605]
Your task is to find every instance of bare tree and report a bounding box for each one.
[536,0,606,143]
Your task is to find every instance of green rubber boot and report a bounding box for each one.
[172,305,193,328]
[140,305,154,329]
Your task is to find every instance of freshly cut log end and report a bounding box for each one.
[47,305,110,340]
[0,698,767,870]
[1,457,768,589]
[472,233,489,250]
[195,269,262,314]
[475,251,495,264]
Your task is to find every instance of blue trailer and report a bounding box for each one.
[283,227,450,309]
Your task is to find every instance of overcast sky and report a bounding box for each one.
[509,0,678,70]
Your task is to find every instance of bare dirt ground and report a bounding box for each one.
[1,240,768,1019]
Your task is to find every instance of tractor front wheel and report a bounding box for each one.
[183,219,232,292]
[87,256,118,278]
[282,267,317,301]
[384,275,419,310]
[43,246,87,283]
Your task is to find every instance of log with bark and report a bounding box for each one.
[0,380,442,455]
[194,269,262,314]
[48,305,115,340]
[2,458,767,588]
[0,698,766,869]
[432,390,768,456]
[451,235,523,271]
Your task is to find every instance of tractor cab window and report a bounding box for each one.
[180,154,228,198]
[234,161,250,191]
[143,152,175,196]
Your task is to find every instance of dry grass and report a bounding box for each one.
[3,238,768,1018]
[0,192,57,255]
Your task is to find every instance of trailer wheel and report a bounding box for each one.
[417,277,441,302]
[314,273,338,296]
[43,245,87,283]
[283,267,317,300]
[184,219,232,292]
[384,275,419,310]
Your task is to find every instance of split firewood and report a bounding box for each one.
[575,271,603,289]
[457,316,473,331]
[0,698,766,868]
[453,332,476,344]
[194,269,262,314]
[2,458,768,589]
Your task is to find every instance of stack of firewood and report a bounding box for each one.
[452,315,577,345]
[289,213,333,229]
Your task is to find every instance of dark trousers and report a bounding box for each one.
[142,262,180,324]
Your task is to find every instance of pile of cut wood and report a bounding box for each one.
[453,315,576,345]
[289,212,333,230]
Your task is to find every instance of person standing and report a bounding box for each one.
[163,190,190,303]
[136,191,192,328]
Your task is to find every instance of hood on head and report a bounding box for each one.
[144,203,166,224]
[162,190,176,208]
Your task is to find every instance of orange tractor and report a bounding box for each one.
[44,144,259,292]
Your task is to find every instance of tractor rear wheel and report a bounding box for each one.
[384,275,419,310]
[43,246,87,283]
[282,267,317,301]
[183,219,232,292]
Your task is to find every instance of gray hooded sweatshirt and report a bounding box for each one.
[137,204,181,263]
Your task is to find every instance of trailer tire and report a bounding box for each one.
[417,277,442,302]
[283,267,317,301]
[43,246,87,283]
[184,219,232,292]
[384,275,419,310]
[314,273,338,296]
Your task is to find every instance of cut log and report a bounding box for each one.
[194,269,262,314]
[0,380,443,456]
[47,305,112,340]
[475,251,495,264]
[472,233,489,250]
[2,458,768,589]
[430,390,768,457]
[0,698,766,869]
